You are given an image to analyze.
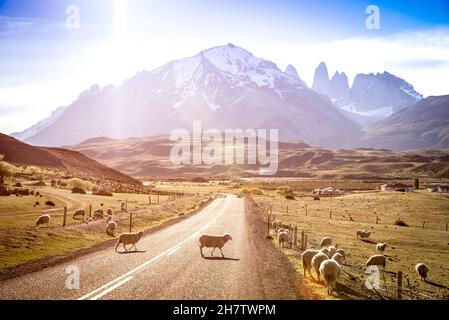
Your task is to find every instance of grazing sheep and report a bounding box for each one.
[336,249,346,263]
[35,214,50,227]
[106,208,113,215]
[278,231,290,249]
[120,201,126,211]
[312,252,329,281]
[301,249,319,279]
[376,243,387,253]
[115,231,145,252]
[93,209,104,220]
[357,230,371,239]
[106,215,113,223]
[84,217,93,224]
[415,263,429,281]
[271,220,280,230]
[106,221,117,236]
[72,209,85,220]
[198,233,232,257]
[320,246,336,259]
[319,259,341,295]
[320,237,332,248]
[331,253,344,265]
[365,255,386,269]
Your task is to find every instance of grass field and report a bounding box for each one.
[253,189,449,299]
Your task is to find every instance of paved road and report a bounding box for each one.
[0,195,299,300]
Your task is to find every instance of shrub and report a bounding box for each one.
[45,200,55,206]
[35,201,40,205]
[66,178,93,191]
[285,194,295,200]
[14,182,22,187]
[277,186,295,198]
[71,186,86,194]
[240,187,264,196]
[314,197,320,201]
[13,188,30,196]
[0,185,11,196]
[92,189,113,197]
[0,158,15,184]
[394,219,409,227]
[31,181,46,186]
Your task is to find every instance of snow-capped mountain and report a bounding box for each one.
[22,44,360,148]
[310,62,423,126]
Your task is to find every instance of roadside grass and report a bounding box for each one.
[0,184,210,272]
[256,189,449,299]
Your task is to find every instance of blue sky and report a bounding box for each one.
[1,0,449,133]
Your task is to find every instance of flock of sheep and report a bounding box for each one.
[272,220,430,297]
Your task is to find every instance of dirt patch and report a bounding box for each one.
[0,197,214,282]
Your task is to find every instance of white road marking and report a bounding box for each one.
[89,276,134,300]
[77,196,232,300]
[166,246,180,256]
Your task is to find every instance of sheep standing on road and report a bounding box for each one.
[301,249,319,279]
[357,230,371,239]
[115,231,145,252]
[376,243,387,253]
[35,214,50,227]
[320,237,332,248]
[365,255,386,269]
[319,259,341,296]
[72,209,85,220]
[106,221,117,236]
[198,233,232,258]
[311,252,329,281]
[415,263,429,281]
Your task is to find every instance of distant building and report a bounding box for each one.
[427,186,439,192]
[438,185,449,193]
[381,183,414,192]
[312,187,344,195]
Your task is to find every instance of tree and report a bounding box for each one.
[414,177,420,190]
[0,157,13,184]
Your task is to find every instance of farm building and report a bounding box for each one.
[312,187,344,195]
[381,183,414,192]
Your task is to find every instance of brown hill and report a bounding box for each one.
[68,135,449,180]
[0,133,141,186]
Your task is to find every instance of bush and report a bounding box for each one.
[0,185,10,196]
[240,187,264,196]
[71,186,86,194]
[31,181,46,186]
[285,194,295,200]
[394,219,409,227]
[314,197,320,201]
[277,186,295,198]
[45,200,55,206]
[92,189,113,197]
[13,188,30,196]
[35,201,40,205]
[66,178,93,191]
[14,182,22,187]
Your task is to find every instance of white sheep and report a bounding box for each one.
[84,217,93,224]
[331,252,344,265]
[301,249,319,279]
[106,221,117,236]
[336,249,346,263]
[120,201,126,211]
[320,237,332,248]
[115,231,145,252]
[365,254,386,269]
[320,246,336,259]
[106,215,113,223]
[198,233,232,257]
[278,231,290,249]
[106,208,113,215]
[376,243,387,253]
[35,214,50,227]
[415,263,429,281]
[72,209,85,220]
[312,252,329,281]
[319,259,341,295]
[93,209,104,220]
[357,230,371,239]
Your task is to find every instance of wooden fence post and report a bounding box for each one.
[397,271,403,300]
[62,206,67,227]
[305,205,308,216]
[422,221,426,228]
[126,199,128,212]
[301,231,305,250]
[89,204,92,217]
[158,194,160,203]
[149,196,151,205]
[446,222,448,232]
[407,278,413,300]
[304,234,308,250]
[267,215,270,235]
[286,206,288,213]
[129,211,133,233]
[294,226,298,246]
[329,209,332,219]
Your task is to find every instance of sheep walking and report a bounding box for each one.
[321,246,337,258]
[320,237,332,248]
[72,209,85,220]
[311,252,329,281]
[301,249,319,279]
[319,259,341,296]
[198,233,232,258]
[357,230,371,239]
[331,253,344,265]
[415,263,429,281]
[115,231,145,252]
[336,249,346,263]
[376,243,387,253]
[365,255,386,269]
[278,231,290,249]
[35,214,50,227]
[121,201,126,211]
[106,208,113,215]
[106,221,117,236]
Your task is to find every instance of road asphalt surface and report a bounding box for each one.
[0,195,300,300]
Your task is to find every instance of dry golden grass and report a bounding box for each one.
[254,189,449,299]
